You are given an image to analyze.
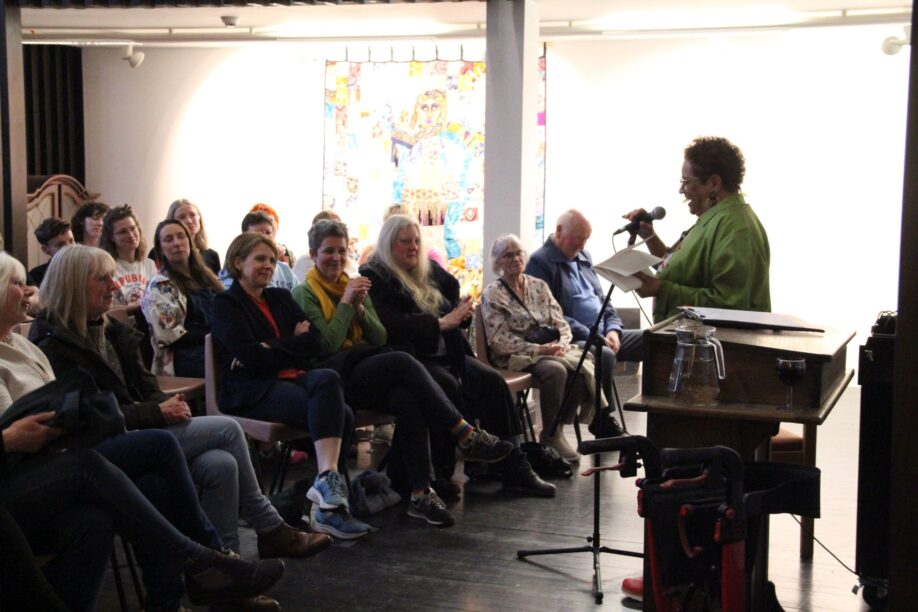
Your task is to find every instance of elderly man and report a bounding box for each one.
[526,209,642,436]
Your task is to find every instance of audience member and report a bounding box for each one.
[293,210,359,281]
[212,232,372,540]
[249,203,295,265]
[361,215,555,497]
[163,198,222,274]
[28,217,74,287]
[0,251,285,611]
[70,201,108,247]
[142,219,223,377]
[526,209,642,437]
[482,234,604,463]
[357,204,446,269]
[220,212,297,290]
[28,245,330,560]
[99,204,157,307]
[292,220,513,524]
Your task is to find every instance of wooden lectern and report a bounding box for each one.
[624,312,854,611]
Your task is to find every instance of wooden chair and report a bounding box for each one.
[770,425,817,559]
[472,304,539,440]
[106,307,206,407]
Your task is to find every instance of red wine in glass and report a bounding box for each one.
[776,358,806,409]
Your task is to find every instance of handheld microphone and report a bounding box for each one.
[613,206,666,236]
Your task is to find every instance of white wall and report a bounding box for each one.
[83,23,910,355]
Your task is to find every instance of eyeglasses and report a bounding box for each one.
[679,177,698,188]
[500,249,526,261]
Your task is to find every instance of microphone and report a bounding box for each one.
[613,206,666,236]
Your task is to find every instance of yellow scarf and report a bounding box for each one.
[305,267,363,349]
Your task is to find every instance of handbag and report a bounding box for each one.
[0,367,126,466]
[498,279,561,345]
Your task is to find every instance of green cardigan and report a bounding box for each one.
[291,283,388,368]
[654,193,771,322]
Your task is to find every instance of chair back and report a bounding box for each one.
[473,303,494,367]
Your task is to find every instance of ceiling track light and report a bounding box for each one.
[121,43,144,68]
[882,25,911,55]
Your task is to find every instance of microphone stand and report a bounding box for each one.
[516,276,642,604]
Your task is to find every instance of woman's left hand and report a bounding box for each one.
[293,320,311,336]
[538,342,567,356]
[634,271,662,298]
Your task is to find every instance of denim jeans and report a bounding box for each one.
[95,429,220,610]
[166,416,283,551]
[0,450,207,612]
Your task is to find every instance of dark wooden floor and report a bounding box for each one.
[101,374,873,611]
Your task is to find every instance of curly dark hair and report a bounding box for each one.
[34,217,71,246]
[684,136,746,193]
[70,202,109,243]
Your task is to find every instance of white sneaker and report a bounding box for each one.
[541,427,581,463]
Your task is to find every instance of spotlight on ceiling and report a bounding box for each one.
[122,44,144,68]
[882,25,911,55]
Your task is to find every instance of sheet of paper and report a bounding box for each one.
[593,241,662,292]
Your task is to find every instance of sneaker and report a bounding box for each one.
[621,576,643,601]
[540,428,581,463]
[311,507,371,540]
[407,490,455,527]
[458,426,514,464]
[588,411,624,438]
[184,551,285,606]
[431,478,461,502]
[307,470,349,511]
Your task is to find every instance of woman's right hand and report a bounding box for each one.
[1,412,62,453]
[537,342,567,356]
[439,296,474,331]
[160,395,192,424]
[623,208,656,239]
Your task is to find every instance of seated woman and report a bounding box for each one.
[0,252,284,611]
[142,219,223,378]
[70,201,108,248]
[292,220,513,525]
[164,198,222,274]
[100,204,158,308]
[28,245,328,561]
[481,234,605,463]
[360,215,555,497]
[212,232,371,539]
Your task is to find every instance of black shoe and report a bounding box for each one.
[185,552,285,606]
[503,465,556,498]
[588,411,623,438]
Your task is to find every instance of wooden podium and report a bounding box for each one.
[624,312,854,611]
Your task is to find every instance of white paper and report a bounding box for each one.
[593,241,662,292]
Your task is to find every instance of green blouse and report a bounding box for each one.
[654,193,771,322]
[291,283,388,368]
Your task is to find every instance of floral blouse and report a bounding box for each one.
[140,274,187,375]
[480,274,573,368]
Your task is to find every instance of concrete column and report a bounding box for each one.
[0,5,27,261]
[483,0,540,285]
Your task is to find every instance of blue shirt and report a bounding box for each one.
[567,259,603,331]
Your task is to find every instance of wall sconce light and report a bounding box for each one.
[122,44,145,68]
[882,25,911,55]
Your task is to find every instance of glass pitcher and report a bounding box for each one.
[667,321,726,406]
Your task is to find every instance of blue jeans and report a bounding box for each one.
[0,450,207,612]
[166,416,283,551]
[95,430,221,611]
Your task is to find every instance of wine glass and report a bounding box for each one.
[775,358,806,410]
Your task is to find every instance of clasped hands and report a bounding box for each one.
[439,295,474,331]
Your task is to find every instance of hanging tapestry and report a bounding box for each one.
[323,56,546,297]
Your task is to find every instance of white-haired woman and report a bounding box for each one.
[481,234,603,463]
[27,245,329,560]
[360,215,555,497]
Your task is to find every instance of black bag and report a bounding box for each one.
[521,441,573,479]
[499,279,562,345]
[0,368,126,466]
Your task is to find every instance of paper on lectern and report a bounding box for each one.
[593,241,662,292]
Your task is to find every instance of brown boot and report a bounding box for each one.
[257,522,331,559]
[209,595,282,611]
